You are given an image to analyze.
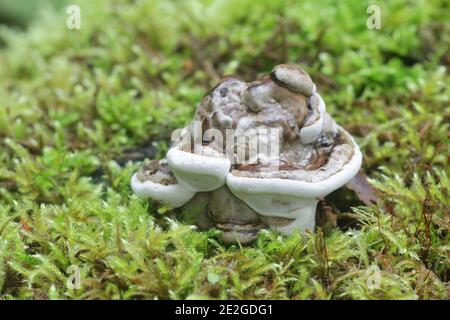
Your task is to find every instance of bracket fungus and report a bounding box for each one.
[131,64,362,244]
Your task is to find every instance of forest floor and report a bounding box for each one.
[0,0,448,299]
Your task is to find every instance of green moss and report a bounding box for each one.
[0,0,448,299]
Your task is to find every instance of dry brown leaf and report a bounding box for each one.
[345,171,379,206]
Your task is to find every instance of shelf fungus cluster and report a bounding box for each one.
[131,64,362,244]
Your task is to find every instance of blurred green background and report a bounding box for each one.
[0,0,67,27]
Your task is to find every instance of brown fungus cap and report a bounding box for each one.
[270,64,315,96]
[131,63,362,238]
